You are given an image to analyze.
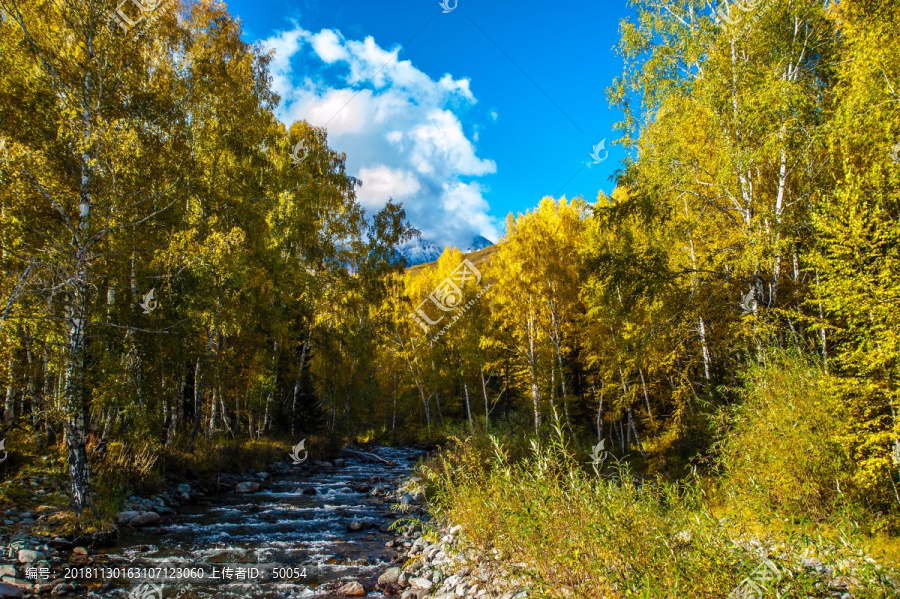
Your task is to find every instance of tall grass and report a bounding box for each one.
[421,418,900,598]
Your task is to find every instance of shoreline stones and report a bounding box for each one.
[376,517,526,599]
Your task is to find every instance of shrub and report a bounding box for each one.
[717,350,851,522]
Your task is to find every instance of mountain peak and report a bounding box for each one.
[398,235,495,267]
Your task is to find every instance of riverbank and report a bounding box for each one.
[0,445,432,598]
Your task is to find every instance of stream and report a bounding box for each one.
[82,446,423,599]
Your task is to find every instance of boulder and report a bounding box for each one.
[0,579,29,590]
[0,582,23,598]
[333,459,346,467]
[128,512,162,527]
[301,487,317,495]
[335,580,366,596]
[114,510,141,524]
[176,483,191,494]
[16,550,44,563]
[235,482,260,494]
[347,521,365,533]
[0,568,14,579]
[378,567,401,587]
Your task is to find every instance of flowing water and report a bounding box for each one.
[84,447,423,599]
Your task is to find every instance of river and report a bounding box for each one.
[84,446,423,599]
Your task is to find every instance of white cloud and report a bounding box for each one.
[356,166,421,210]
[262,25,500,246]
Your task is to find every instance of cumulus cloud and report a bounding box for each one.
[262,25,499,246]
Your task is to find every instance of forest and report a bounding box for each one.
[1,0,900,597]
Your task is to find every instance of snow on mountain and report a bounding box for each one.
[398,235,495,267]
[464,235,494,253]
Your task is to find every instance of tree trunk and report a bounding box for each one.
[464,383,473,430]
[63,293,93,513]
[207,387,218,441]
[639,367,654,425]
[481,369,490,430]
[188,357,204,452]
[627,406,646,459]
[2,356,16,438]
[25,336,41,451]
[392,373,398,434]
[594,384,603,442]
[291,334,310,436]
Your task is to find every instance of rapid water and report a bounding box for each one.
[85,446,423,598]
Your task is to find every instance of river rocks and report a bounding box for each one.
[0,582,22,598]
[177,483,191,494]
[114,510,141,524]
[333,458,346,468]
[17,549,44,563]
[335,580,366,596]
[378,566,401,586]
[409,576,433,590]
[71,546,88,556]
[380,516,527,599]
[52,582,75,595]
[234,481,260,494]
[301,486,317,495]
[127,511,162,527]
[115,510,162,527]
[347,521,365,533]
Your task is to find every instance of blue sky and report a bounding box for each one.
[224,0,634,246]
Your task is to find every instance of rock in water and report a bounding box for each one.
[336,580,366,596]
[378,567,401,587]
[128,512,162,527]
[235,481,260,493]
[114,510,141,524]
